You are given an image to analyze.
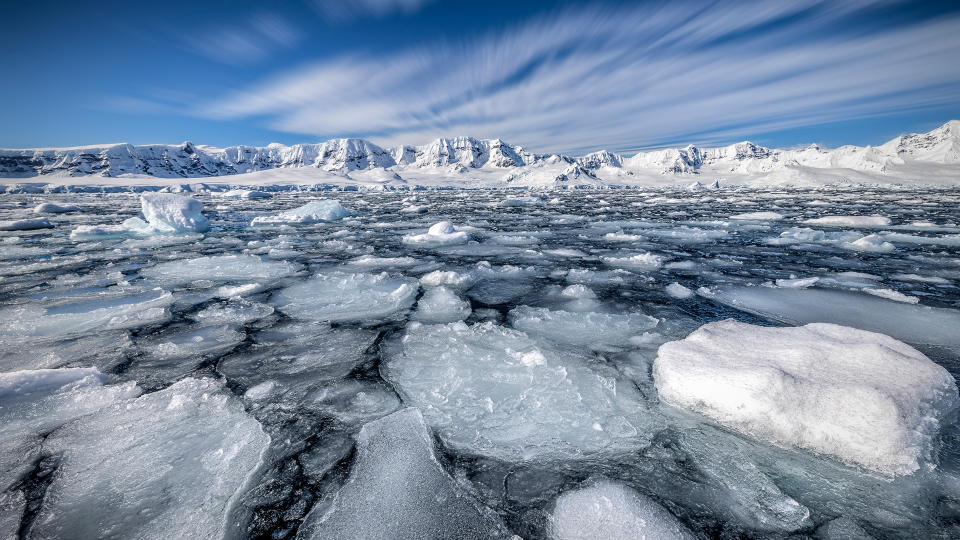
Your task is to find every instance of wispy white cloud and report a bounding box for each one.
[181,13,304,65]
[311,0,436,21]
[193,1,960,153]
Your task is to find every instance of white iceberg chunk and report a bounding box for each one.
[863,288,919,304]
[382,322,659,461]
[31,377,269,539]
[33,202,80,213]
[299,408,511,540]
[842,234,895,253]
[215,189,271,199]
[653,320,959,475]
[419,269,477,290]
[509,306,657,350]
[273,272,418,323]
[730,211,784,221]
[549,480,694,540]
[803,215,891,227]
[402,221,471,247]
[141,254,300,285]
[602,252,665,272]
[140,192,210,233]
[0,217,53,231]
[251,199,355,225]
[666,282,694,299]
[413,286,471,324]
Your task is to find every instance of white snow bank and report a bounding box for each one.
[654,320,959,475]
[251,199,354,225]
[33,202,80,213]
[0,217,53,231]
[803,215,891,227]
[298,408,509,539]
[32,377,269,539]
[402,221,471,247]
[140,192,210,233]
[413,286,471,323]
[382,321,659,461]
[141,254,300,284]
[273,272,418,323]
[550,480,694,540]
[731,211,784,220]
[509,306,657,350]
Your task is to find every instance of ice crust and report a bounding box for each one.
[251,199,354,225]
[549,480,694,540]
[273,272,418,323]
[382,321,660,461]
[508,306,658,350]
[299,408,510,539]
[141,254,300,284]
[654,320,959,475]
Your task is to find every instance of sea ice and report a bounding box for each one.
[549,480,694,540]
[30,377,269,539]
[0,217,53,231]
[141,254,300,285]
[413,286,472,323]
[419,269,477,290]
[654,320,959,475]
[864,288,919,304]
[273,272,418,323]
[382,321,660,461]
[508,306,658,350]
[842,234,896,253]
[215,189,271,199]
[402,221,471,247]
[139,192,210,233]
[602,252,665,272]
[730,211,784,220]
[803,215,892,227]
[298,408,511,539]
[33,202,80,213]
[251,199,355,225]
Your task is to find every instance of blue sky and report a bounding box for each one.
[3,0,960,154]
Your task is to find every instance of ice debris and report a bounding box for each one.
[402,221,471,247]
[0,217,53,231]
[251,199,354,225]
[413,286,472,323]
[273,272,418,323]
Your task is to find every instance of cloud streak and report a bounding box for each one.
[194,1,960,154]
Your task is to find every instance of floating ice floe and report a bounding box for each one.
[803,215,892,227]
[730,211,784,221]
[69,193,208,240]
[382,321,660,461]
[702,285,960,346]
[251,199,355,225]
[0,217,53,231]
[215,189,271,199]
[341,254,420,271]
[501,196,540,208]
[298,408,511,540]
[31,377,269,539]
[34,202,80,213]
[413,286,472,323]
[654,320,959,475]
[666,282,694,298]
[842,233,896,253]
[402,221,471,247]
[864,288,919,304]
[508,306,657,350]
[774,276,820,289]
[549,480,694,540]
[142,254,300,285]
[602,252,665,272]
[419,269,477,290]
[273,272,418,323]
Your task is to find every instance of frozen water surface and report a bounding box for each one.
[1,188,959,539]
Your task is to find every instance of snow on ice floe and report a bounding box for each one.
[382,321,661,461]
[508,306,658,351]
[413,286,471,323]
[251,199,355,225]
[666,282,694,298]
[402,221,471,247]
[602,251,665,272]
[0,217,53,231]
[30,377,269,539]
[214,189,271,199]
[730,211,784,221]
[549,480,694,540]
[703,285,960,346]
[863,288,920,304]
[298,408,511,540]
[803,215,892,227]
[842,233,896,253]
[141,254,300,285]
[33,202,80,213]
[654,320,959,475]
[419,269,477,290]
[69,193,208,240]
[273,272,418,324]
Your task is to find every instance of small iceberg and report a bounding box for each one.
[402,221,470,247]
[251,200,355,225]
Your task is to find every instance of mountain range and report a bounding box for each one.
[1,121,958,188]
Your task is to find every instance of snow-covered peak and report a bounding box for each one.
[880,120,960,163]
[578,150,622,169]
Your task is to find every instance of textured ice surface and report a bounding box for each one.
[139,192,210,233]
[273,272,418,323]
[704,285,960,346]
[843,233,896,253]
[413,286,472,323]
[298,408,510,540]
[0,217,52,231]
[803,215,892,227]
[655,320,959,474]
[403,220,471,247]
[549,480,694,540]
[31,377,268,539]
[33,202,80,213]
[141,254,300,284]
[666,282,694,299]
[730,211,784,220]
[509,306,658,350]
[251,199,354,225]
[602,252,665,272]
[382,322,661,460]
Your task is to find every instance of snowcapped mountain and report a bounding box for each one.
[2,121,958,187]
